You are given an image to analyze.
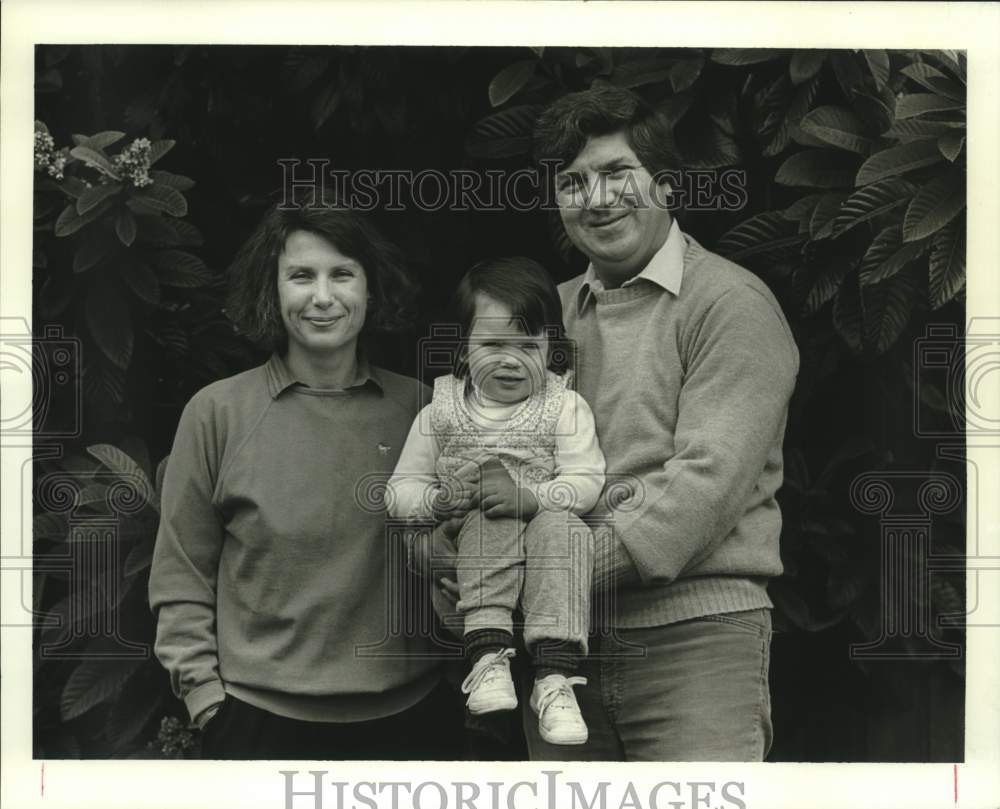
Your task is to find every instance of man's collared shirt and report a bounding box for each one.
[576,218,686,314]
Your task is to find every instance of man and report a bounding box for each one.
[522,85,800,761]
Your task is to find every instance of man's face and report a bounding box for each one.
[555,130,673,286]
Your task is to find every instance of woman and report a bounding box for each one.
[148,192,463,759]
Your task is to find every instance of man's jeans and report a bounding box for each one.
[522,608,774,761]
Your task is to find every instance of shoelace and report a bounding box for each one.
[460,648,516,700]
[535,676,587,719]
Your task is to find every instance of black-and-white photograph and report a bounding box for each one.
[2,2,998,808]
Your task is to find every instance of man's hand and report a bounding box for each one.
[408,518,460,582]
[479,456,538,520]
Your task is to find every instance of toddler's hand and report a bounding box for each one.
[479,456,539,520]
[431,475,479,521]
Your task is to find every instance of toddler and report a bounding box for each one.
[388,257,605,745]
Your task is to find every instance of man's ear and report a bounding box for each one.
[655,178,673,208]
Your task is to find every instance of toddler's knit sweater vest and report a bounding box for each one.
[430,371,568,489]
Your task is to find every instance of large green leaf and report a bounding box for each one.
[131,184,187,217]
[76,183,122,215]
[83,357,127,407]
[72,131,126,151]
[682,123,741,169]
[832,178,916,236]
[310,82,341,130]
[149,249,214,287]
[902,170,965,242]
[149,170,196,191]
[762,76,820,157]
[900,62,949,91]
[669,56,704,92]
[59,176,89,199]
[609,57,674,89]
[809,193,849,239]
[929,216,965,309]
[657,91,695,126]
[467,104,542,159]
[859,225,930,286]
[901,63,965,101]
[938,131,966,162]
[850,86,896,134]
[106,673,165,749]
[781,193,823,225]
[488,60,536,107]
[135,215,202,247]
[802,258,852,315]
[833,275,864,354]
[862,50,890,88]
[862,267,919,353]
[60,657,145,720]
[895,93,964,119]
[124,538,155,576]
[69,145,119,178]
[716,212,804,262]
[831,51,868,98]
[117,257,160,305]
[789,50,826,85]
[112,210,137,248]
[85,279,133,370]
[799,106,873,155]
[883,119,965,141]
[73,482,110,511]
[856,140,943,185]
[54,198,113,237]
[72,235,114,274]
[147,140,176,166]
[776,149,859,188]
[711,48,785,66]
[34,512,68,542]
[88,444,152,490]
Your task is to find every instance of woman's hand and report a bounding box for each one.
[479,456,538,520]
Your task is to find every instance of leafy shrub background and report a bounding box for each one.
[32,46,966,760]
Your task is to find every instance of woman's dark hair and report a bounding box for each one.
[225,187,415,351]
[451,256,570,377]
[533,85,680,176]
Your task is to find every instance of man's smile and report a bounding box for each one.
[586,209,631,230]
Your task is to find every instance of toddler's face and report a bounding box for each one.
[466,294,549,405]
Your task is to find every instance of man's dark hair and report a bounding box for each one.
[451,256,570,377]
[225,187,415,351]
[533,85,680,176]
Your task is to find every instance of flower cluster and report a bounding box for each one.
[146,715,197,758]
[112,137,153,187]
[34,130,68,181]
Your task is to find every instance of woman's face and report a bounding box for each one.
[467,294,549,405]
[277,229,368,362]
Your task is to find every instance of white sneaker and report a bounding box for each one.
[460,648,518,715]
[530,674,589,745]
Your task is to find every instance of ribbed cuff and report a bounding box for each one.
[531,639,583,676]
[465,628,515,663]
[183,679,226,724]
[591,523,642,591]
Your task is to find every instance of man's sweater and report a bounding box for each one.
[560,227,799,628]
[148,354,440,723]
